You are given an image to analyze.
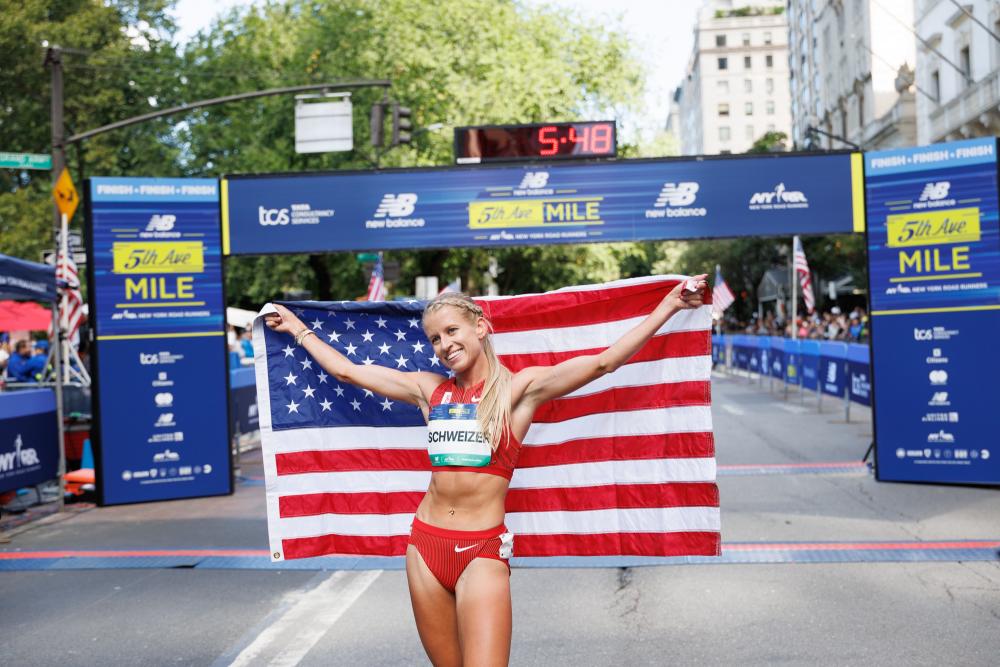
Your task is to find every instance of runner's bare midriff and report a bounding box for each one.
[415,470,509,530]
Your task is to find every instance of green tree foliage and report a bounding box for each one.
[0,0,182,262]
[176,0,646,303]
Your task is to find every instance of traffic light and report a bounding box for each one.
[391,102,412,146]
[370,102,385,148]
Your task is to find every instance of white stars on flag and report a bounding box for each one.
[286,400,300,413]
[378,342,392,355]
[408,318,420,329]
[411,341,425,353]
[361,330,375,342]
[395,354,408,368]
[380,397,393,411]
[311,318,324,330]
[284,372,298,386]
[375,317,387,328]
[394,329,407,341]
[344,342,358,356]
[362,356,375,366]
[302,385,316,399]
[344,318,356,330]
[283,345,295,358]
[320,398,333,411]
[327,331,341,343]
[334,385,345,397]
[318,371,329,384]
[350,399,361,411]
[299,358,313,370]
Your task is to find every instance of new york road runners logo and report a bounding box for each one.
[747,183,809,210]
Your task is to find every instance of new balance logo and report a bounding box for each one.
[919,182,950,201]
[655,182,699,207]
[146,214,176,231]
[518,172,549,189]
[374,193,418,218]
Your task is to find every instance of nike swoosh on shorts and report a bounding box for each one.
[454,544,477,553]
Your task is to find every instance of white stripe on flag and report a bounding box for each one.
[271,457,717,497]
[492,306,711,355]
[523,405,713,446]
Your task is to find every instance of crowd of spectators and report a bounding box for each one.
[721,305,869,342]
[0,334,51,385]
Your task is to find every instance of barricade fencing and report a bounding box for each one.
[712,335,871,421]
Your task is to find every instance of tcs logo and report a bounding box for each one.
[913,328,932,341]
[139,353,160,365]
[258,206,290,226]
[374,194,418,218]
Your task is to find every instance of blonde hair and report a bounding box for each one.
[423,293,512,451]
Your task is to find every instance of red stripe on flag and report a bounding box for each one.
[278,482,717,519]
[277,449,430,475]
[517,432,715,468]
[498,330,709,371]
[505,482,719,512]
[533,381,710,423]
[280,529,721,559]
[515,531,721,557]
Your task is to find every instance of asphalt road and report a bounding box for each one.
[2,370,998,666]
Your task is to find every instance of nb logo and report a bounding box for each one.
[258,206,290,226]
[146,214,176,231]
[518,172,549,189]
[655,182,699,207]
[374,193,417,218]
[826,362,837,383]
[919,181,950,201]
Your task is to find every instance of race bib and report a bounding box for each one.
[427,403,492,467]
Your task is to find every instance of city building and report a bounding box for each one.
[915,0,1000,145]
[673,1,792,156]
[787,1,916,151]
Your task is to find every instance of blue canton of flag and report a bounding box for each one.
[263,300,448,430]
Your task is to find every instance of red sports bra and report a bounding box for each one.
[428,378,521,480]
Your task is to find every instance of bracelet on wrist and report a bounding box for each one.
[294,329,315,346]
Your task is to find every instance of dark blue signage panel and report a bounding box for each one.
[223,153,862,255]
[847,344,872,407]
[0,389,58,493]
[87,178,232,504]
[819,342,847,398]
[866,138,1000,484]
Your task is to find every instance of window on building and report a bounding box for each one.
[720,149,732,154]
[716,34,726,47]
[717,79,729,93]
[858,89,865,129]
[931,70,941,102]
[746,125,755,140]
[742,33,750,47]
[718,103,730,117]
[765,54,774,68]
[719,126,731,141]
[744,79,753,93]
[718,57,728,70]
[764,32,772,45]
[959,45,971,85]
[745,102,753,115]
[766,100,775,115]
[744,55,752,69]
[766,78,774,94]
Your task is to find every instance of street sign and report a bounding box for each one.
[42,250,87,266]
[356,252,379,262]
[0,151,52,170]
[53,168,79,220]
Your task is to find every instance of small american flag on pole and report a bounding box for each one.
[793,235,815,314]
[711,265,735,317]
[365,252,386,302]
[51,246,84,343]
[253,276,719,561]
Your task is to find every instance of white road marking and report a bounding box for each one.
[717,403,745,416]
[777,403,808,414]
[226,570,382,667]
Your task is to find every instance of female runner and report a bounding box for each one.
[264,274,707,666]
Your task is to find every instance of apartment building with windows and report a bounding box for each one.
[673,1,791,155]
[787,0,916,150]
[915,0,1000,144]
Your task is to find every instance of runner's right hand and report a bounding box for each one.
[264,304,306,337]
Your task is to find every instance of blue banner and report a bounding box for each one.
[847,343,872,406]
[230,367,259,435]
[87,177,232,504]
[799,340,820,391]
[819,341,848,398]
[0,389,58,493]
[866,138,1000,484]
[769,337,786,379]
[223,153,862,255]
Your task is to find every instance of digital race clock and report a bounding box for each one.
[454,121,617,163]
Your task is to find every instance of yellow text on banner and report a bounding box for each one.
[113,241,205,274]
[886,207,981,248]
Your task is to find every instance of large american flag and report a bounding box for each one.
[253,276,719,562]
[793,235,815,314]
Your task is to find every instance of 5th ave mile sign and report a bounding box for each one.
[0,152,52,170]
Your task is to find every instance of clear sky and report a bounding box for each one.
[170,0,699,139]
